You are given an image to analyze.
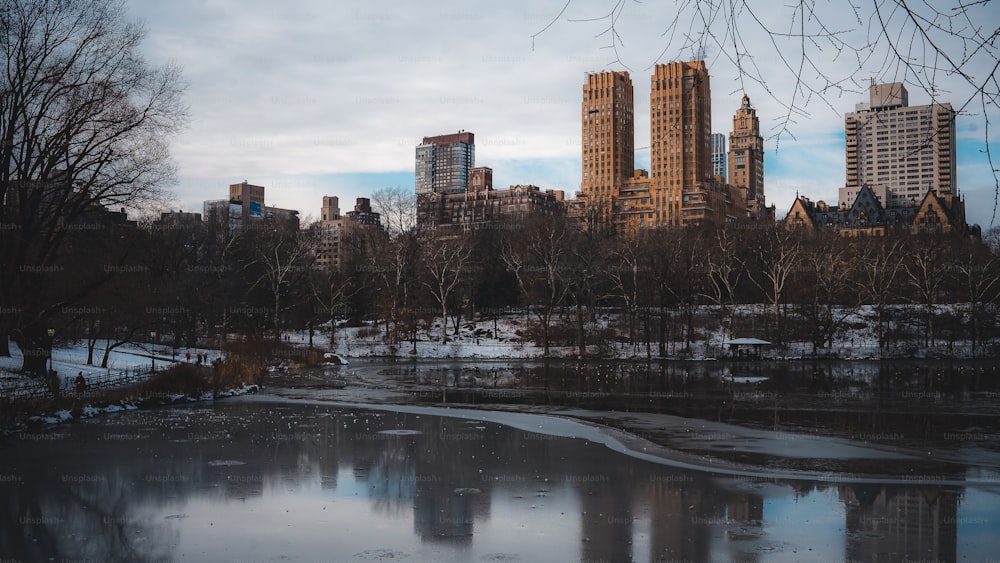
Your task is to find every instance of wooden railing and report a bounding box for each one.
[0,365,154,403]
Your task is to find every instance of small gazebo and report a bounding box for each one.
[726,337,771,358]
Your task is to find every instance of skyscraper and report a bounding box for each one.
[842,82,956,208]
[574,60,757,230]
[415,131,475,195]
[728,94,765,215]
[711,133,727,180]
[649,60,714,225]
[580,71,634,227]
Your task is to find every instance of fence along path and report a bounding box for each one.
[0,365,154,403]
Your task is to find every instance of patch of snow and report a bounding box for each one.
[207,460,246,467]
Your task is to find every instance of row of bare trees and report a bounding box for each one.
[329,215,1000,356]
[9,198,1000,370]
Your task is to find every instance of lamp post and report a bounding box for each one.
[150,330,157,372]
[47,327,55,373]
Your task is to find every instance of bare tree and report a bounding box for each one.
[370,186,417,235]
[607,233,643,352]
[952,239,1000,352]
[854,235,905,349]
[799,232,855,353]
[420,233,473,343]
[351,227,421,346]
[747,225,802,345]
[501,216,576,356]
[644,226,706,352]
[248,225,313,340]
[0,0,186,372]
[567,229,608,357]
[701,224,747,338]
[903,238,955,347]
[301,223,357,349]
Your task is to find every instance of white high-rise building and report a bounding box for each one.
[843,82,956,208]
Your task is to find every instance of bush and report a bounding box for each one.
[139,363,210,398]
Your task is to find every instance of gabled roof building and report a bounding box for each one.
[785,186,972,237]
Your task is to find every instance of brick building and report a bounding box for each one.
[417,167,565,231]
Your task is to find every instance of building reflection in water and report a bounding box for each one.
[0,401,980,562]
[840,485,958,562]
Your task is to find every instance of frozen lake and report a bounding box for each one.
[2,397,998,562]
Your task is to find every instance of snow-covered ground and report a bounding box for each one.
[0,339,223,386]
[283,304,996,361]
[3,302,992,385]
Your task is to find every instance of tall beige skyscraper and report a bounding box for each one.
[843,82,956,208]
[649,60,714,225]
[728,94,765,216]
[580,71,634,227]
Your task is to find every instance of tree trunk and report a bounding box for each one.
[0,326,11,357]
[541,309,551,356]
[658,308,667,357]
[440,303,448,344]
[86,318,97,365]
[15,325,50,376]
[926,303,933,347]
[876,303,885,350]
[274,293,282,341]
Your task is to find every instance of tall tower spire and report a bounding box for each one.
[728,93,765,216]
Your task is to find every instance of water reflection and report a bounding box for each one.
[1,400,998,562]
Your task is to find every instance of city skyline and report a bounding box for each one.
[129,1,999,228]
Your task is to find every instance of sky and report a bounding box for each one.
[129,0,1000,228]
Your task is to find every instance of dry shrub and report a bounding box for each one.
[138,363,210,398]
[356,326,380,340]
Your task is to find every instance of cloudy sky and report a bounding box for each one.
[130,0,1000,227]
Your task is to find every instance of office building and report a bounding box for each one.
[415,132,475,195]
[843,82,956,208]
[203,181,299,234]
[230,181,265,220]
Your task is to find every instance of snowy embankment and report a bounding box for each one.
[19,384,261,426]
[284,303,996,361]
[0,339,223,384]
[2,339,247,429]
